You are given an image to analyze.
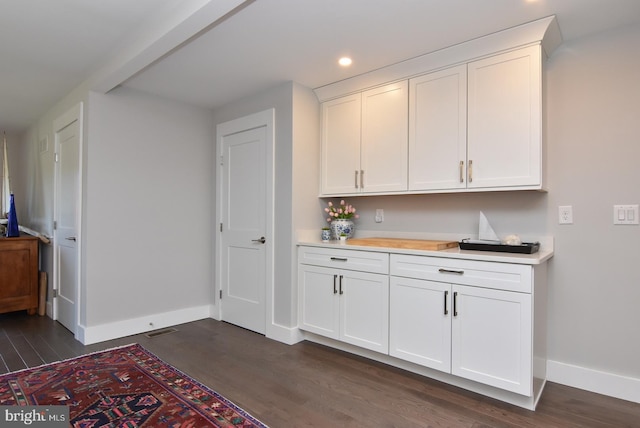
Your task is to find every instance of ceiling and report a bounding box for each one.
[2,0,640,134]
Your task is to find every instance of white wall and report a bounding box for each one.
[81,87,214,336]
[17,82,221,343]
[544,24,640,382]
[291,83,321,325]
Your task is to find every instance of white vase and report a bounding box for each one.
[330,219,355,240]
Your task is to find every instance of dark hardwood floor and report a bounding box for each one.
[1,312,638,427]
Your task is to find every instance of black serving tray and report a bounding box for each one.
[459,239,540,254]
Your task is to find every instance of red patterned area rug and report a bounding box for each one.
[0,343,268,427]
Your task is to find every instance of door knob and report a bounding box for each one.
[252,237,266,244]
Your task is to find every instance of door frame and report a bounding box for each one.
[52,102,84,337]
[214,109,275,334]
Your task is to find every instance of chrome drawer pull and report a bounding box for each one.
[438,268,464,275]
[330,257,348,262]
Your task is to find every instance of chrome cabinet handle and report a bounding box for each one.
[459,160,464,183]
[355,170,359,188]
[438,268,464,275]
[468,159,473,183]
[360,170,364,189]
[251,237,266,244]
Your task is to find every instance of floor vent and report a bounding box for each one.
[144,327,178,338]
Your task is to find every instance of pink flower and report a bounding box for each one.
[323,199,358,221]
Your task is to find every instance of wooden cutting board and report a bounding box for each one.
[346,237,458,251]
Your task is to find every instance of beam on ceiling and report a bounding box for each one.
[91,0,254,94]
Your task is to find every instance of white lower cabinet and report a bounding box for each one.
[389,253,534,396]
[389,276,452,372]
[298,246,546,407]
[450,284,531,395]
[298,247,389,353]
[390,278,531,395]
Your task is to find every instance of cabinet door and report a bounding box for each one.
[361,81,408,193]
[451,285,532,395]
[389,277,451,372]
[467,45,542,189]
[298,265,339,339]
[340,270,389,353]
[409,65,467,191]
[321,93,362,195]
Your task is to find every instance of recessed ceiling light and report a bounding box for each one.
[338,57,352,67]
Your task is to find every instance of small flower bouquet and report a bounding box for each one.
[324,200,359,222]
[324,200,358,239]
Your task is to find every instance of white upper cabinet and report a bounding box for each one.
[409,45,543,192]
[409,64,467,191]
[315,16,561,197]
[323,45,544,196]
[321,93,362,195]
[360,82,408,193]
[320,81,408,196]
[467,45,542,189]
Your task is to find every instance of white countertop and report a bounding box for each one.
[297,238,553,265]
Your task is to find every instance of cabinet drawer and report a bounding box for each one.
[390,254,531,293]
[298,246,389,274]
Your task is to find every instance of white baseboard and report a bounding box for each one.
[77,305,211,345]
[547,360,640,404]
[267,323,304,345]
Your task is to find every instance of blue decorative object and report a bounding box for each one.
[6,193,19,237]
[330,219,355,240]
[321,228,331,242]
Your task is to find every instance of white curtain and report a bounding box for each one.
[1,135,11,217]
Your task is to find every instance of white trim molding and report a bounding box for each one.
[77,305,210,345]
[267,323,304,345]
[547,360,640,404]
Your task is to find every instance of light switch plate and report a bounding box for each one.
[613,204,639,225]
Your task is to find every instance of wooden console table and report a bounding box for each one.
[0,235,39,315]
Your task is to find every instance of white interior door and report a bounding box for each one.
[217,110,273,335]
[53,104,82,334]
